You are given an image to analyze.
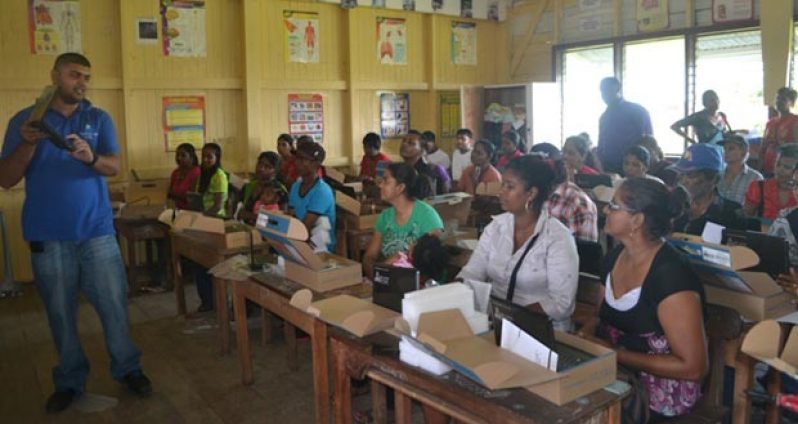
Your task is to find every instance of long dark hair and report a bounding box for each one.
[504,156,555,214]
[176,143,199,167]
[617,178,688,240]
[387,162,431,200]
[198,143,223,194]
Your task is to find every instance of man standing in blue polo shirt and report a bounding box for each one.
[0,53,150,413]
[597,77,653,174]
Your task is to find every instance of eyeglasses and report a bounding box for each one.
[606,201,636,214]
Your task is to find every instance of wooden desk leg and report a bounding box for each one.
[311,318,330,424]
[371,380,387,424]
[332,340,352,424]
[284,321,299,371]
[732,350,754,424]
[766,367,781,424]
[421,406,448,424]
[394,391,412,424]
[260,309,272,346]
[607,399,621,424]
[172,240,186,316]
[234,283,254,385]
[214,278,230,356]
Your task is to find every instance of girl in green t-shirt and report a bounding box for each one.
[364,162,443,277]
[195,142,228,218]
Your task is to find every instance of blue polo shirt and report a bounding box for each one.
[288,177,336,252]
[1,100,118,241]
[597,99,652,171]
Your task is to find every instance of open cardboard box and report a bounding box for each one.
[742,320,798,379]
[475,181,501,196]
[119,179,169,219]
[256,211,362,291]
[669,233,794,321]
[399,309,616,404]
[289,289,399,337]
[336,191,381,230]
[158,209,262,250]
[426,193,473,226]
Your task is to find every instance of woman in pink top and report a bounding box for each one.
[459,140,501,195]
[762,87,798,175]
[168,143,200,209]
[495,131,524,171]
[562,134,600,178]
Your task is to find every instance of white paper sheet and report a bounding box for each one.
[500,319,558,371]
[701,221,725,245]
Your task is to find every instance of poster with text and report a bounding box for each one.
[380,93,410,138]
[712,0,753,23]
[288,94,324,144]
[377,17,407,65]
[637,0,668,32]
[284,11,319,63]
[451,22,476,65]
[28,0,82,55]
[161,0,206,57]
[460,0,473,18]
[163,96,206,151]
[439,92,461,138]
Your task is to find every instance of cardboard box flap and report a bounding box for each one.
[289,289,313,310]
[670,233,759,271]
[290,292,399,337]
[417,309,474,342]
[742,320,798,377]
[326,167,345,184]
[737,271,784,297]
[125,179,169,205]
[157,209,226,234]
[256,211,309,241]
[335,191,362,216]
[592,185,615,203]
[475,182,501,196]
[426,192,472,205]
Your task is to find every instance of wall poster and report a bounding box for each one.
[161,0,206,57]
[163,96,206,152]
[439,91,461,138]
[637,0,669,32]
[712,0,754,23]
[28,0,82,55]
[380,92,410,138]
[377,17,407,65]
[451,21,476,65]
[288,94,324,144]
[284,10,319,63]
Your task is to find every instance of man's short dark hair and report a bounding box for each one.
[421,131,436,143]
[362,132,382,150]
[54,53,91,70]
[456,128,473,138]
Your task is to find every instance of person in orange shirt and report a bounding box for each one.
[359,132,390,180]
[277,133,297,187]
[458,140,501,195]
[761,87,798,175]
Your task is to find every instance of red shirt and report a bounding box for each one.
[745,178,797,221]
[579,165,600,175]
[170,166,200,209]
[360,152,391,179]
[281,157,298,187]
[762,113,798,174]
[496,150,523,170]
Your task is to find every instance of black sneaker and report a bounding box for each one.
[123,372,152,396]
[45,390,77,413]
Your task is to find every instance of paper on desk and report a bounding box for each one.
[778,311,798,325]
[457,239,479,251]
[701,221,725,245]
[500,318,558,371]
[463,279,492,313]
[208,254,257,281]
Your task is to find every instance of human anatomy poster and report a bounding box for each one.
[377,17,407,65]
[284,10,319,63]
[28,0,82,55]
[288,94,324,144]
[161,0,206,57]
[380,92,410,138]
[451,21,476,65]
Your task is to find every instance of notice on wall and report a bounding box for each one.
[439,92,461,138]
[136,18,159,45]
[161,0,206,57]
[284,11,319,64]
[380,92,410,138]
[28,0,82,55]
[637,0,669,32]
[712,0,753,23]
[377,17,407,65]
[288,94,324,144]
[451,22,477,66]
[163,96,206,152]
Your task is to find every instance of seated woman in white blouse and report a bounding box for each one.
[458,156,579,330]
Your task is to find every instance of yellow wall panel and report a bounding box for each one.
[0,190,31,281]
[435,17,500,85]
[261,2,347,83]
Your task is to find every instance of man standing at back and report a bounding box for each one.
[597,77,652,174]
[0,53,151,413]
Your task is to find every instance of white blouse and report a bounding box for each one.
[458,210,579,330]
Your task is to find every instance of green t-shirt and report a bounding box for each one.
[195,168,228,217]
[375,200,444,258]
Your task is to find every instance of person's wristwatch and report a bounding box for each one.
[85,149,99,167]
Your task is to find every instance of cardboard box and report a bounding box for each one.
[742,320,798,378]
[402,309,616,401]
[158,209,262,250]
[669,233,794,321]
[290,289,399,337]
[475,181,501,196]
[336,191,381,230]
[256,211,362,291]
[119,179,169,219]
[426,193,473,226]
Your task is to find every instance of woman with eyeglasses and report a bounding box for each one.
[581,178,707,422]
[457,156,578,331]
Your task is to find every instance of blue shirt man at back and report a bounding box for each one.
[597,77,653,174]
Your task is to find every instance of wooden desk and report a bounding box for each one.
[330,332,625,424]
[170,230,266,315]
[115,217,170,291]
[232,273,370,424]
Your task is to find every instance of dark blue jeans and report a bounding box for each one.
[31,235,142,394]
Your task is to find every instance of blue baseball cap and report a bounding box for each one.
[671,144,723,173]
